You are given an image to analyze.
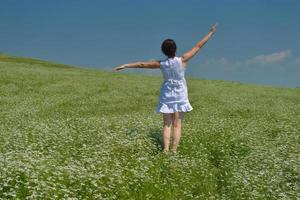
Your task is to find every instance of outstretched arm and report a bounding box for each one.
[181,23,218,64]
[113,60,160,71]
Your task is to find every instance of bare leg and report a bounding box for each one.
[172,112,184,153]
[162,113,173,152]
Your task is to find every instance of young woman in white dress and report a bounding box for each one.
[114,23,217,153]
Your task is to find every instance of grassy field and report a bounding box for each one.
[0,54,299,199]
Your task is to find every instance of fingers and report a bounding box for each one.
[210,22,218,34]
[113,66,125,71]
[113,67,120,71]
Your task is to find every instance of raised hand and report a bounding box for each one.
[210,22,218,34]
[181,23,218,63]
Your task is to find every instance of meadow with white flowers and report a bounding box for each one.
[0,54,299,199]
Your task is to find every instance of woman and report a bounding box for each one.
[114,23,217,153]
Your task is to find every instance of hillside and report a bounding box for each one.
[0,55,299,199]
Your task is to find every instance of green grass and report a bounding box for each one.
[0,54,299,199]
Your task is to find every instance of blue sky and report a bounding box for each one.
[1,0,299,87]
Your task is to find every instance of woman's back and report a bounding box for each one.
[157,56,192,113]
[160,57,185,82]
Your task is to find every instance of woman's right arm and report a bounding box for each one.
[181,23,217,64]
[113,60,160,71]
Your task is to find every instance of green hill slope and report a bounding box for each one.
[0,55,299,199]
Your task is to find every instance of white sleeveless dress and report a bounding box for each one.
[156,56,193,113]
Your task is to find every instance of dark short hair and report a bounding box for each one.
[161,39,176,57]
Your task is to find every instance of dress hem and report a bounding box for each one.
[156,102,193,114]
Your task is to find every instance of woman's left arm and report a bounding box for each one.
[113,60,160,71]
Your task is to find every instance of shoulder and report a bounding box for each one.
[176,57,187,68]
[159,58,168,66]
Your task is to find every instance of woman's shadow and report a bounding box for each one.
[148,128,163,150]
